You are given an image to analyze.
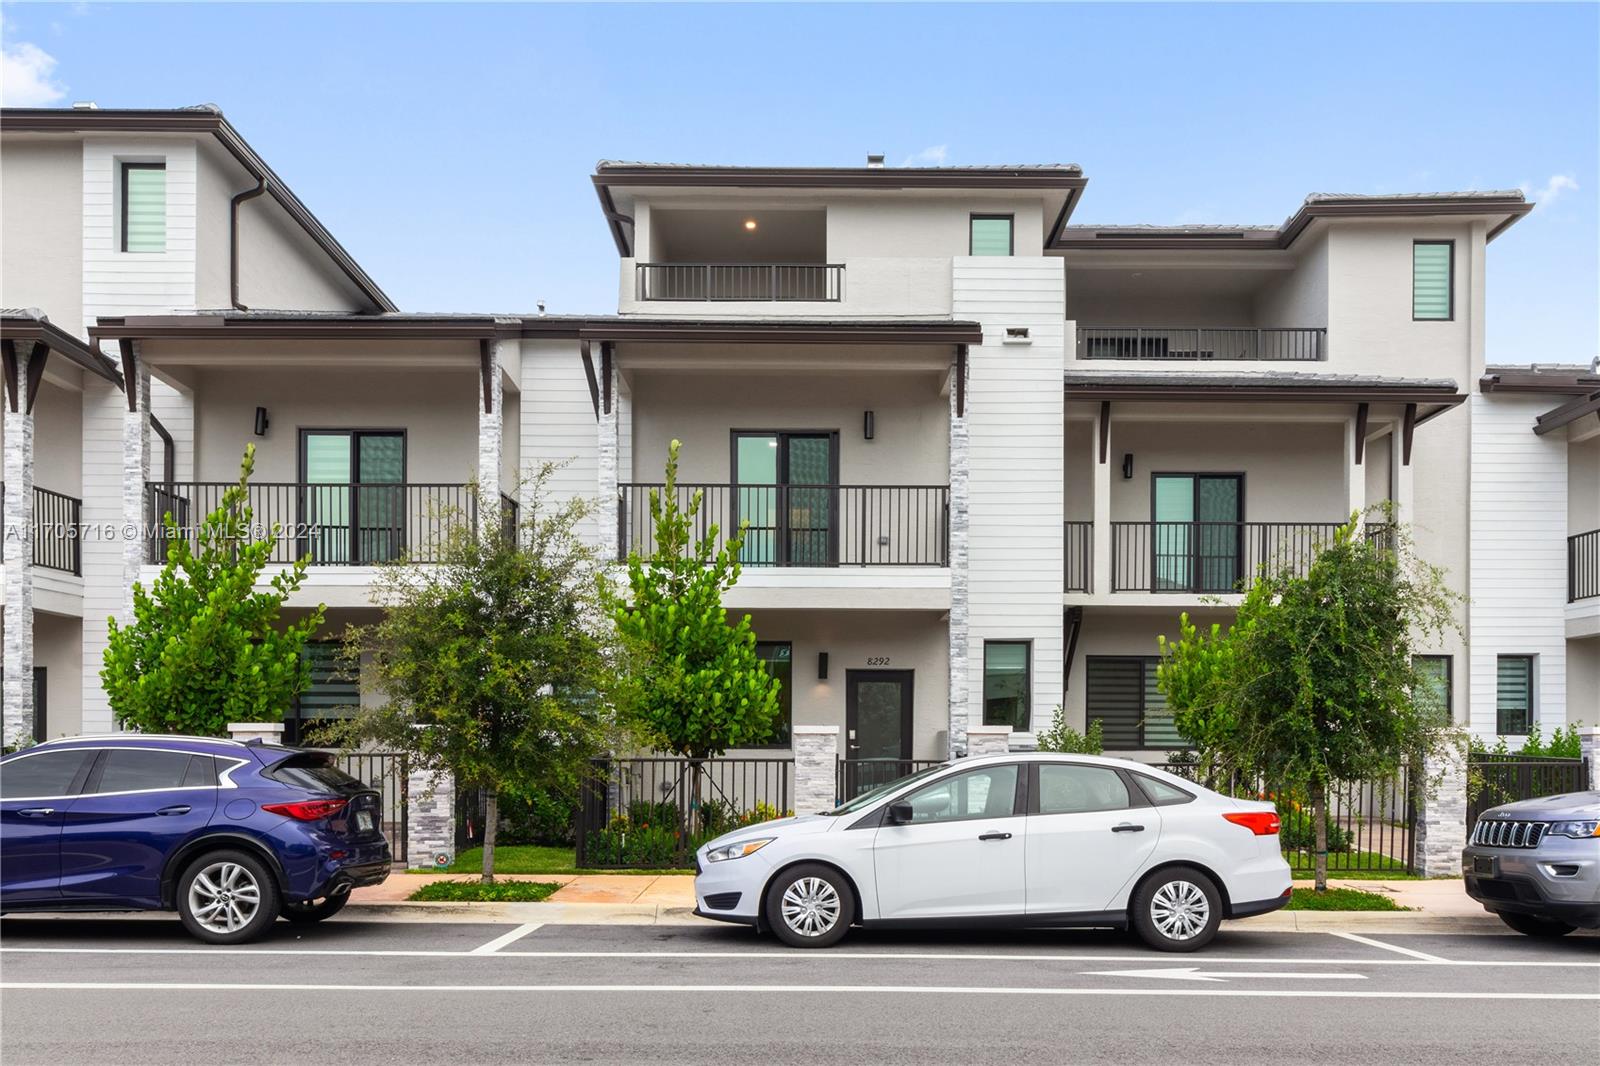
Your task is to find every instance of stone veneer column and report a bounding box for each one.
[1580,728,1600,792]
[478,339,504,533]
[408,766,457,868]
[3,341,37,746]
[792,725,840,815]
[122,345,152,628]
[1413,734,1468,877]
[946,352,970,758]
[966,724,1012,757]
[597,348,619,561]
[227,721,285,745]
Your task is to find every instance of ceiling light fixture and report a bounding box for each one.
[743,219,758,231]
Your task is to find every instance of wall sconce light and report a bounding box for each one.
[817,652,829,681]
[1121,452,1134,480]
[254,406,270,437]
[863,411,875,440]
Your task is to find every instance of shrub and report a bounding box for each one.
[1035,709,1104,754]
[1279,808,1354,854]
[497,790,579,847]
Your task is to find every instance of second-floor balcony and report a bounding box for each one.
[1101,520,1391,593]
[1075,326,1327,362]
[144,482,518,567]
[618,483,949,567]
[3,485,83,575]
[635,262,845,303]
[1571,529,1599,602]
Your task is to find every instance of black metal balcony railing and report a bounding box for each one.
[636,263,844,302]
[143,482,501,566]
[1077,327,1327,362]
[1571,528,1599,602]
[1065,521,1093,592]
[1111,521,1367,593]
[618,483,949,567]
[1,484,83,575]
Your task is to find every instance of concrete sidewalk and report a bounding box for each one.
[351,873,696,907]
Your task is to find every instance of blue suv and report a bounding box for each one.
[0,735,391,943]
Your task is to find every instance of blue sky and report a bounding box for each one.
[4,2,1595,363]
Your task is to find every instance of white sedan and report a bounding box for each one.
[693,753,1292,950]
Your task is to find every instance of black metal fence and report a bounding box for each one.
[1153,762,1416,874]
[1064,521,1092,592]
[576,757,794,869]
[618,483,950,567]
[1076,326,1326,362]
[637,262,844,302]
[1570,528,1599,602]
[836,758,946,803]
[1467,753,1589,825]
[329,751,408,865]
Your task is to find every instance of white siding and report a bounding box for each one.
[78,376,127,733]
[1469,392,1569,736]
[81,139,198,336]
[518,339,599,509]
[954,256,1066,740]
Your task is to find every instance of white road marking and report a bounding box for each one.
[1328,931,1450,962]
[0,946,1593,968]
[469,923,543,955]
[2,981,1595,1001]
[1087,967,1366,982]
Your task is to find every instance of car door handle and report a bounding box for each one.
[156,805,192,816]
[977,831,1012,841]
[16,807,55,818]
[1111,823,1146,833]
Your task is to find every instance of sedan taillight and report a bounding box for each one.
[1223,811,1281,836]
[262,798,348,821]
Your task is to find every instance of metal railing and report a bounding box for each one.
[1076,326,1326,362]
[500,492,520,544]
[836,758,946,803]
[1,484,83,575]
[143,482,485,565]
[618,483,950,567]
[1111,520,1349,593]
[1064,521,1093,592]
[1570,528,1599,602]
[637,262,844,302]
[576,757,794,869]
[1468,753,1590,825]
[328,751,409,865]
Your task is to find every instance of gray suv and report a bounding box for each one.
[1463,790,1600,936]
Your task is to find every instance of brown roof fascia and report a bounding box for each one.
[0,315,121,383]
[1479,370,1600,395]
[90,315,503,342]
[3,108,397,312]
[1533,390,1600,436]
[522,319,984,345]
[1065,381,1468,407]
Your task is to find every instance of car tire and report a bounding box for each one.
[281,893,351,924]
[176,849,281,945]
[1497,912,1576,938]
[1131,866,1223,952]
[765,863,854,949]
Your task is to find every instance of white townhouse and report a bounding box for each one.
[2,106,1593,779]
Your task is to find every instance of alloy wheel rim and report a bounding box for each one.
[780,877,841,938]
[1150,879,1210,941]
[187,861,262,934]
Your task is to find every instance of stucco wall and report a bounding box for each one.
[1256,233,1329,328]
[34,612,83,739]
[0,139,84,334]
[1570,436,1599,532]
[33,379,84,497]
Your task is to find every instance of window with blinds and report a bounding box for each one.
[1412,240,1453,320]
[1413,655,1452,722]
[969,215,1014,256]
[287,642,360,743]
[1085,657,1187,750]
[983,641,1032,730]
[1495,655,1534,735]
[121,162,167,252]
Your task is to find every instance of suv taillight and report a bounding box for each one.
[262,798,348,821]
[1223,811,1281,836]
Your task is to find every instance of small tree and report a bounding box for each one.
[103,444,324,736]
[609,440,783,759]
[329,468,623,884]
[1157,514,1461,890]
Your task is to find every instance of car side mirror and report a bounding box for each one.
[888,802,913,825]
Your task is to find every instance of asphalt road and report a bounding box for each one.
[2,917,1597,1065]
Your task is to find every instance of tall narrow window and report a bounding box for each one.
[754,642,793,746]
[1496,655,1534,735]
[982,641,1031,729]
[969,215,1014,256]
[1412,240,1453,320]
[122,162,167,252]
[1413,655,1452,722]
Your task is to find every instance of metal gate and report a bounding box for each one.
[1467,754,1588,825]
[331,752,408,865]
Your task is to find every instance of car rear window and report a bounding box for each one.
[1133,773,1196,806]
[264,753,369,794]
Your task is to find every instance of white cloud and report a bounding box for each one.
[901,144,949,167]
[1520,174,1579,212]
[2,41,67,107]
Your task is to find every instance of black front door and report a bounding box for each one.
[844,670,914,796]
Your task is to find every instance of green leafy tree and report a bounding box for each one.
[1154,613,1240,784]
[1156,514,1461,890]
[326,468,625,884]
[609,440,783,758]
[102,444,324,736]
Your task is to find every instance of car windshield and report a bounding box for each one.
[825,764,949,816]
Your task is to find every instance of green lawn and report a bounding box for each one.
[1283,886,1410,911]
[412,845,691,876]
[407,879,562,903]
[1286,849,1418,880]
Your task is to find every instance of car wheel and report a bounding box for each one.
[281,893,350,924]
[1497,912,1576,937]
[765,863,854,949]
[1131,866,1222,952]
[177,849,280,944]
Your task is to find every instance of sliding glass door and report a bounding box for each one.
[733,431,837,566]
[1152,474,1243,592]
[301,431,405,564]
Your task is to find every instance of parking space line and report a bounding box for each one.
[1328,931,1450,962]
[3,980,1596,1002]
[469,923,544,955]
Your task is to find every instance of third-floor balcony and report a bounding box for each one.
[636,262,845,303]
[1075,326,1327,362]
